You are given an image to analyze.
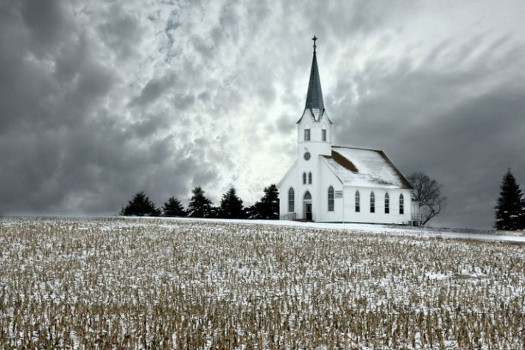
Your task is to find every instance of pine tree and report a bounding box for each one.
[218,187,245,219]
[495,169,524,230]
[120,191,161,216]
[248,184,279,219]
[187,187,213,218]
[162,197,186,217]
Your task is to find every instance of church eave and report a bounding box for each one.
[296,108,319,124]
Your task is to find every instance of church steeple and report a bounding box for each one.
[296,36,333,160]
[305,35,325,113]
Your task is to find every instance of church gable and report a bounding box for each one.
[277,160,297,188]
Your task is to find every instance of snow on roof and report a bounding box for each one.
[322,146,412,189]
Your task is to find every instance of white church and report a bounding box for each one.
[278,37,417,224]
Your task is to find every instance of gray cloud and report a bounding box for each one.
[276,114,295,135]
[97,6,144,61]
[19,0,67,55]
[1,0,524,228]
[331,34,525,228]
[174,92,195,110]
[131,74,177,107]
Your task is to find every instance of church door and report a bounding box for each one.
[305,203,312,221]
[303,191,313,221]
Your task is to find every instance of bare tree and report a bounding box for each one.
[407,172,447,225]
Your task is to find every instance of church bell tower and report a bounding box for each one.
[297,36,333,167]
[293,36,333,221]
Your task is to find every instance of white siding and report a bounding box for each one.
[315,158,342,222]
[278,166,299,219]
[279,158,414,224]
[342,187,413,224]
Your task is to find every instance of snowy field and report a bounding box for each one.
[1,216,524,348]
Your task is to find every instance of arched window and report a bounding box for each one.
[308,172,312,184]
[355,191,360,212]
[304,191,312,200]
[385,193,390,214]
[399,194,404,215]
[370,192,375,213]
[328,186,334,211]
[303,172,307,185]
[288,188,295,212]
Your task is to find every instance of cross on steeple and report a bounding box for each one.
[312,35,317,53]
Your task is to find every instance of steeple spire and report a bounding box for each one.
[305,35,325,113]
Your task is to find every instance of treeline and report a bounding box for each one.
[120,185,279,220]
[495,169,525,230]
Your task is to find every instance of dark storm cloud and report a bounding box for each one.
[0,8,57,132]
[0,1,207,215]
[0,130,63,213]
[132,115,170,138]
[19,0,67,54]
[131,74,177,107]
[1,0,524,228]
[331,35,525,228]
[59,63,115,122]
[414,91,525,229]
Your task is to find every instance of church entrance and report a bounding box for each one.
[305,203,312,221]
[303,191,312,221]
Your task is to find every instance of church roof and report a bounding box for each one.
[322,146,412,189]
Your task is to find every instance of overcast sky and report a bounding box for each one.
[1,0,524,229]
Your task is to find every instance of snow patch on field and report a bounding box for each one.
[159,216,525,243]
[0,216,524,348]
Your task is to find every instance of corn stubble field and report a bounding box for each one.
[1,217,524,349]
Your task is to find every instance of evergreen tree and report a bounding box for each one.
[208,206,221,219]
[248,184,279,219]
[495,169,524,230]
[162,197,186,217]
[120,191,161,216]
[218,187,245,219]
[187,187,213,218]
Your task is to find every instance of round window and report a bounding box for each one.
[304,152,311,161]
